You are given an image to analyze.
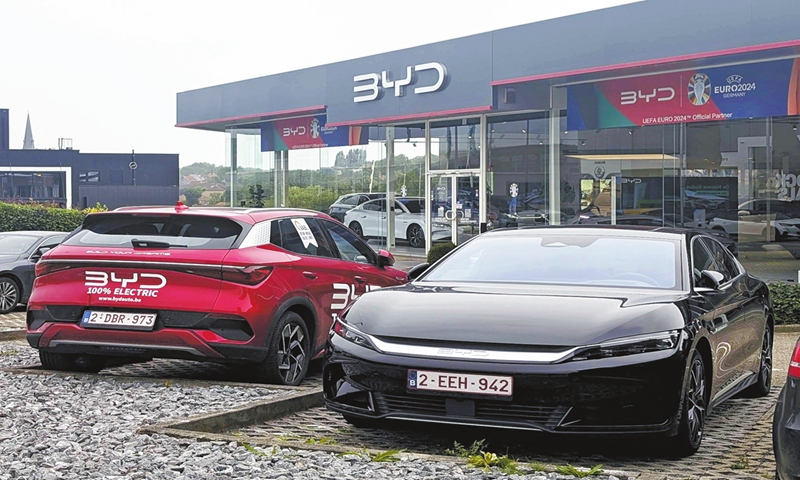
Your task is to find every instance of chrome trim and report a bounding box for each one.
[48,339,203,356]
[367,334,579,363]
[598,330,680,348]
[38,259,242,271]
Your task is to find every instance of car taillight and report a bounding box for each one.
[789,339,800,379]
[35,262,72,278]
[221,266,273,285]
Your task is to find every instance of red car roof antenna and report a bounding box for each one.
[175,201,189,212]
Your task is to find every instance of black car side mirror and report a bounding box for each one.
[30,246,52,261]
[698,270,726,290]
[407,263,430,281]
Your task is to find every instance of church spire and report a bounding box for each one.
[23,112,34,149]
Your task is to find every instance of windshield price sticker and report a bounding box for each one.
[408,369,513,397]
[81,310,157,331]
[291,219,319,249]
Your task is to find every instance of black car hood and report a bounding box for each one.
[346,283,688,347]
[0,254,21,264]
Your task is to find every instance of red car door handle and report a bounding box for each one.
[354,276,366,283]
[303,271,318,280]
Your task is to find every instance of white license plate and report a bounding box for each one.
[80,311,156,331]
[408,369,513,397]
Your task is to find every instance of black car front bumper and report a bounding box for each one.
[324,335,688,435]
[774,380,800,480]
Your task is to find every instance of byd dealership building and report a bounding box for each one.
[176,0,800,266]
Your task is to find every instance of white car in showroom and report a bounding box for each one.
[344,197,450,248]
[707,209,800,240]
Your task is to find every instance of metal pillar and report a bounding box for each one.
[230,130,237,207]
[385,127,395,250]
[548,94,562,224]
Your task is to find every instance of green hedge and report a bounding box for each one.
[769,282,800,325]
[0,202,106,233]
[426,242,456,264]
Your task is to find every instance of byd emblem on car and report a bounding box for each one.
[85,271,167,289]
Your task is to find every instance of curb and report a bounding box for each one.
[0,330,25,342]
[140,387,323,434]
[776,325,800,333]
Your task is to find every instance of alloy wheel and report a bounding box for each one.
[408,224,424,248]
[277,323,306,384]
[685,355,707,447]
[0,279,18,313]
[760,329,772,390]
[349,222,364,238]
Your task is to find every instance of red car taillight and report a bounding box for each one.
[789,339,800,379]
[221,266,273,286]
[35,262,71,278]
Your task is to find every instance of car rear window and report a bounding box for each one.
[63,214,243,249]
[0,234,39,254]
[422,234,681,289]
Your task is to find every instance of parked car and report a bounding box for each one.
[0,231,68,314]
[344,197,450,248]
[773,336,800,480]
[324,226,773,457]
[707,210,800,240]
[26,205,408,385]
[739,199,800,219]
[328,193,385,223]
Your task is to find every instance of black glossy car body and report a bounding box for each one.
[774,337,800,480]
[324,226,773,457]
[0,231,68,314]
[328,193,385,222]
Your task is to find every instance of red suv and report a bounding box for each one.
[26,204,408,385]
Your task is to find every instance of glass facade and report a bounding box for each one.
[216,61,800,280]
[0,171,67,206]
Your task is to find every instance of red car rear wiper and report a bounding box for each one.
[130,238,187,249]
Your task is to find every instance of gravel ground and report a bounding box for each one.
[0,341,620,480]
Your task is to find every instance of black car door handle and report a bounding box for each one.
[354,276,366,284]
[302,271,318,280]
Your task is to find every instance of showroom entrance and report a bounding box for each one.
[429,172,482,247]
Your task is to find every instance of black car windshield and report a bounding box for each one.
[63,214,243,250]
[0,235,40,254]
[422,234,682,289]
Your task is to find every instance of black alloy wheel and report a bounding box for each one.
[407,224,424,248]
[668,352,707,458]
[349,222,364,239]
[0,278,20,314]
[259,311,310,386]
[743,327,773,398]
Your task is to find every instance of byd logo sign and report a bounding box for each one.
[619,87,676,105]
[353,62,447,103]
[85,271,167,289]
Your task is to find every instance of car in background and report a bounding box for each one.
[325,226,773,457]
[328,193,385,222]
[26,205,408,385]
[707,210,800,240]
[773,336,800,480]
[0,231,68,314]
[739,199,800,219]
[344,197,450,248]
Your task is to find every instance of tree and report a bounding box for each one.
[181,187,205,206]
[248,183,265,207]
[180,162,219,176]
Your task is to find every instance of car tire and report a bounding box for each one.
[349,222,365,239]
[667,351,707,458]
[742,327,772,398]
[407,224,424,248]
[0,277,20,314]
[39,351,106,373]
[257,311,310,386]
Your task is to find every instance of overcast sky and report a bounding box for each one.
[2,0,640,167]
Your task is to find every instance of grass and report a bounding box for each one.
[444,439,487,458]
[304,437,338,445]
[0,350,19,357]
[467,452,518,475]
[732,455,750,470]
[556,464,604,478]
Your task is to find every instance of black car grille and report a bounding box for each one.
[372,392,569,429]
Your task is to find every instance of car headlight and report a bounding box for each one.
[570,330,681,361]
[331,317,380,351]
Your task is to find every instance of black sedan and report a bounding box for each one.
[774,336,800,480]
[324,226,773,457]
[0,231,68,314]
